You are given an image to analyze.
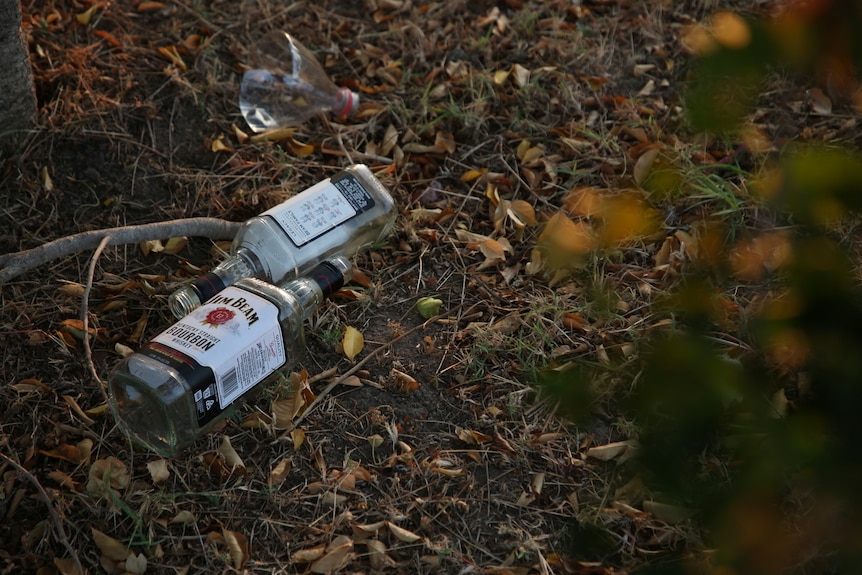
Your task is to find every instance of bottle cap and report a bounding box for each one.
[335,88,360,120]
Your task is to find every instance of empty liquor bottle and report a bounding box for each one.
[168,164,395,319]
[108,256,352,456]
[239,30,360,132]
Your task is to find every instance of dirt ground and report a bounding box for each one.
[0,0,856,574]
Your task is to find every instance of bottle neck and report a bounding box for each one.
[191,248,264,303]
[281,257,351,320]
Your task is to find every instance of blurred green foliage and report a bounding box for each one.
[544,2,862,573]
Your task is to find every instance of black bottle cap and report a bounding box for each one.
[310,261,346,298]
[191,273,226,303]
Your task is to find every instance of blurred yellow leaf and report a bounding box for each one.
[211,135,232,153]
[162,236,188,255]
[710,11,751,49]
[538,212,596,256]
[232,124,249,145]
[250,127,296,143]
[76,6,98,25]
[493,69,510,85]
[291,428,306,450]
[157,45,187,71]
[342,326,364,361]
[288,137,315,157]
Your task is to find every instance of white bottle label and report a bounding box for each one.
[151,286,285,422]
[262,172,375,247]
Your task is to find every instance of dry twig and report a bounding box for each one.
[0,450,85,575]
[82,236,111,400]
[0,218,241,284]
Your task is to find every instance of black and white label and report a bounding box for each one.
[148,286,286,426]
[263,171,375,247]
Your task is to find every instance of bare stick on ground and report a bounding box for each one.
[82,236,111,400]
[0,218,241,285]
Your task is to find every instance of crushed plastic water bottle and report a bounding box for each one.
[239,31,360,132]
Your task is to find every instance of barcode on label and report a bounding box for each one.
[221,367,239,399]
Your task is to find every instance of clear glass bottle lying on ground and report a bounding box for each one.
[239,30,360,132]
[168,164,396,319]
[108,256,353,457]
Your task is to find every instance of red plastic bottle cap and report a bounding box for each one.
[336,88,360,120]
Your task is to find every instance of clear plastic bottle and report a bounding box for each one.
[239,30,360,132]
[108,256,353,457]
[168,164,395,319]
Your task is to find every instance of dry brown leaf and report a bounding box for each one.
[642,500,693,524]
[49,470,80,490]
[146,459,170,484]
[291,428,306,450]
[365,539,390,570]
[92,527,130,561]
[294,545,327,562]
[351,521,387,539]
[391,368,420,392]
[507,200,537,227]
[218,436,246,473]
[88,457,131,496]
[387,521,422,543]
[62,395,96,425]
[211,135,232,153]
[137,1,167,11]
[125,552,147,575]
[342,326,364,361]
[157,46,187,71]
[41,444,82,465]
[512,63,530,88]
[381,124,399,156]
[57,282,86,298]
[456,427,492,445]
[272,393,305,429]
[493,68,510,85]
[139,239,163,256]
[222,529,250,570]
[435,131,456,154]
[633,147,660,186]
[53,557,83,575]
[310,535,354,574]
[170,510,195,524]
[268,459,291,486]
[586,439,639,463]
